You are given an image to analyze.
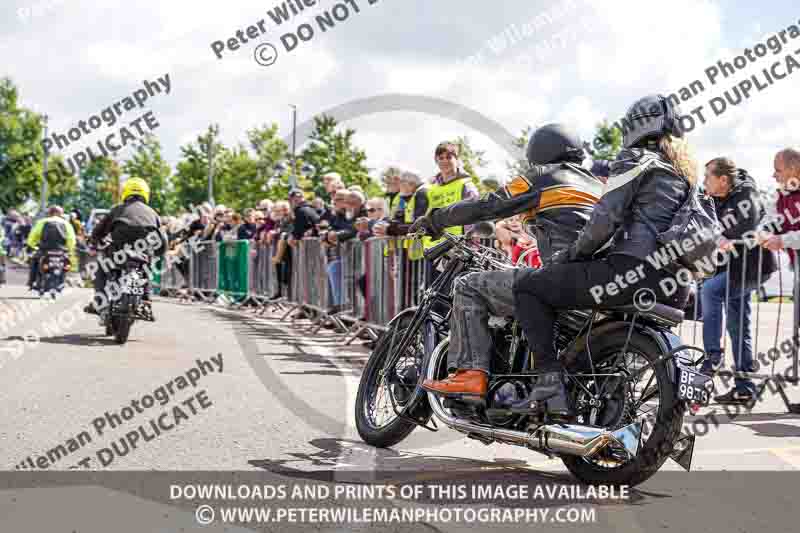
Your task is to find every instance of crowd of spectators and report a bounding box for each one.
[152,142,555,315]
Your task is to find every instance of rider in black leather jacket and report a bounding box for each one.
[414,96,695,415]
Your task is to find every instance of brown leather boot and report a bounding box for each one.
[421,369,488,398]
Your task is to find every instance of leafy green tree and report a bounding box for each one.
[215,146,258,211]
[0,78,80,211]
[122,134,174,213]
[299,115,372,195]
[453,135,488,188]
[506,126,532,180]
[591,120,623,161]
[247,124,292,203]
[56,156,122,216]
[0,77,46,210]
[173,125,225,211]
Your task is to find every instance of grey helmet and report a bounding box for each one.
[526,123,585,166]
[621,94,684,149]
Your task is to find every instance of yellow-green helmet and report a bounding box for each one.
[121,177,150,203]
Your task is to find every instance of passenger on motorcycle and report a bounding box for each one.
[412,97,695,415]
[26,205,77,292]
[83,177,168,316]
[409,123,605,414]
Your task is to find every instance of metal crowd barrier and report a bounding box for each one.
[675,242,800,413]
[189,240,219,302]
[152,233,800,413]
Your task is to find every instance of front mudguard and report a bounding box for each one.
[382,306,448,428]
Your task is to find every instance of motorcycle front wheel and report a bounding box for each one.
[355,313,427,448]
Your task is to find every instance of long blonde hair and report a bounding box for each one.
[658,134,698,186]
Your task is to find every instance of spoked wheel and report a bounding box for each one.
[355,314,426,447]
[562,332,685,486]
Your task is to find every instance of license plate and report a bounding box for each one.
[677,364,714,405]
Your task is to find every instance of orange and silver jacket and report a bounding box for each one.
[427,162,604,264]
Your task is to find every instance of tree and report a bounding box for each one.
[122,134,174,213]
[506,126,533,180]
[215,145,258,211]
[299,115,372,196]
[453,135,488,188]
[0,77,48,210]
[58,156,122,216]
[247,124,292,202]
[173,125,225,211]
[590,120,623,161]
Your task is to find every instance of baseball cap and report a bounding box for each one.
[288,188,304,199]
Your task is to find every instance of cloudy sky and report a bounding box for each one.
[3,0,799,192]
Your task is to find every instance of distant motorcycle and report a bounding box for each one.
[92,240,156,344]
[102,258,155,344]
[34,249,70,299]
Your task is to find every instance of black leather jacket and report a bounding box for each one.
[567,148,691,264]
[428,162,605,263]
[91,198,167,260]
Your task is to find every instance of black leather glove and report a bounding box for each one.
[548,249,570,265]
[408,213,444,239]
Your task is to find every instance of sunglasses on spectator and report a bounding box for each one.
[367,208,382,213]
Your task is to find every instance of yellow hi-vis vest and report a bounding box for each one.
[423,177,469,250]
[404,187,426,260]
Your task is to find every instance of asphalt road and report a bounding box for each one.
[1,262,799,532]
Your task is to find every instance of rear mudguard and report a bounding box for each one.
[563,319,683,384]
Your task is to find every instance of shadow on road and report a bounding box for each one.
[4,333,122,347]
[212,309,368,378]
[248,437,652,509]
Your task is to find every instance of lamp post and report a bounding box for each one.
[207,135,214,206]
[40,113,49,213]
[289,104,298,188]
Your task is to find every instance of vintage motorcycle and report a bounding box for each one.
[92,240,156,344]
[102,258,155,344]
[355,227,713,486]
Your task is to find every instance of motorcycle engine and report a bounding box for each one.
[485,378,532,426]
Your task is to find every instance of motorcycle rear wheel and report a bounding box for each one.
[561,331,684,486]
[112,294,135,344]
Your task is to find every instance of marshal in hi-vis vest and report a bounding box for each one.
[404,187,427,260]
[423,177,469,249]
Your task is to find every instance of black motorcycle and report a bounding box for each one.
[97,255,155,344]
[34,249,70,299]
[355,228,713,486]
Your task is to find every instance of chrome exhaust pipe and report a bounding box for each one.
[426,340,642,459]
[445,411,641,459]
